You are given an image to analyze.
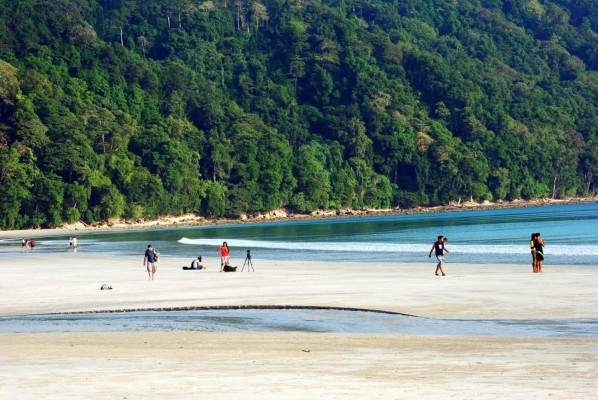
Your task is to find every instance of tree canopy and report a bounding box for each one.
[0,0,597,228]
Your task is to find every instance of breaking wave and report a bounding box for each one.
[178,238,598,256]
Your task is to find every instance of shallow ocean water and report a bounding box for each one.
[1,308,596,338]
[2,203,597,265]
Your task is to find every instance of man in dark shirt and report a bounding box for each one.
[143,244,158,280]
[428,235,449,276]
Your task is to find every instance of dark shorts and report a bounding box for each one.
[535,252,544,261]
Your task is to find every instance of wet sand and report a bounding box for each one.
[0,253,597,398]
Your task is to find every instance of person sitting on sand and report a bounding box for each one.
[182,256,207,270]
[191,256,206,270]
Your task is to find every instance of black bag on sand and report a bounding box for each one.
[183,260,195,270]
[223,264,237,272]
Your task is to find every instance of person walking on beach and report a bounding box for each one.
[530,233,538,272]
[217,242,230,272]
[534,233,546,273]
[429,235,449,276]
[143,244,158,280]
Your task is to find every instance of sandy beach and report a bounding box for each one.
[1,253,597,398]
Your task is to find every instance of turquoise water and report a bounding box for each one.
[1,309,597,337]
[2,203,597,265]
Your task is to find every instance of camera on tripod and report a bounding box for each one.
[242,249,254,272]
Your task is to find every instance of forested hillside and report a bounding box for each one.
[1,0,597,229]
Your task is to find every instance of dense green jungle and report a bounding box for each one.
[0,0,597,229]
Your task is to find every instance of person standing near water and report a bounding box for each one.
[217,242,230,272]
[428,236,449,276]
[530,233,538,272]
[143,244,158,280]
[534,233,546,273]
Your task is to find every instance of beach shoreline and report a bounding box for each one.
[1,196,596,240]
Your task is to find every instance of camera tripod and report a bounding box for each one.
[241,249,255,272]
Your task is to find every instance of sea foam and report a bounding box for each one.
[178,238,598,256]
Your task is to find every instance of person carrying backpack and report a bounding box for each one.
[143,244,158,281]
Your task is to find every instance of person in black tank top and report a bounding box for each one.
[534,233,546,272]
[428,235,450,276]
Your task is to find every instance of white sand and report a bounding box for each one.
[1,252,597,399]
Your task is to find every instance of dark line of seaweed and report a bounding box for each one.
[31,305,420,318]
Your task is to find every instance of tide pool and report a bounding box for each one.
[1,308,596,338]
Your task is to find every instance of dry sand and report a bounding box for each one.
[1,252,597,399]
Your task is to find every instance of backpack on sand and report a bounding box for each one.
[182,259,198,270]
[223,264,237,272]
